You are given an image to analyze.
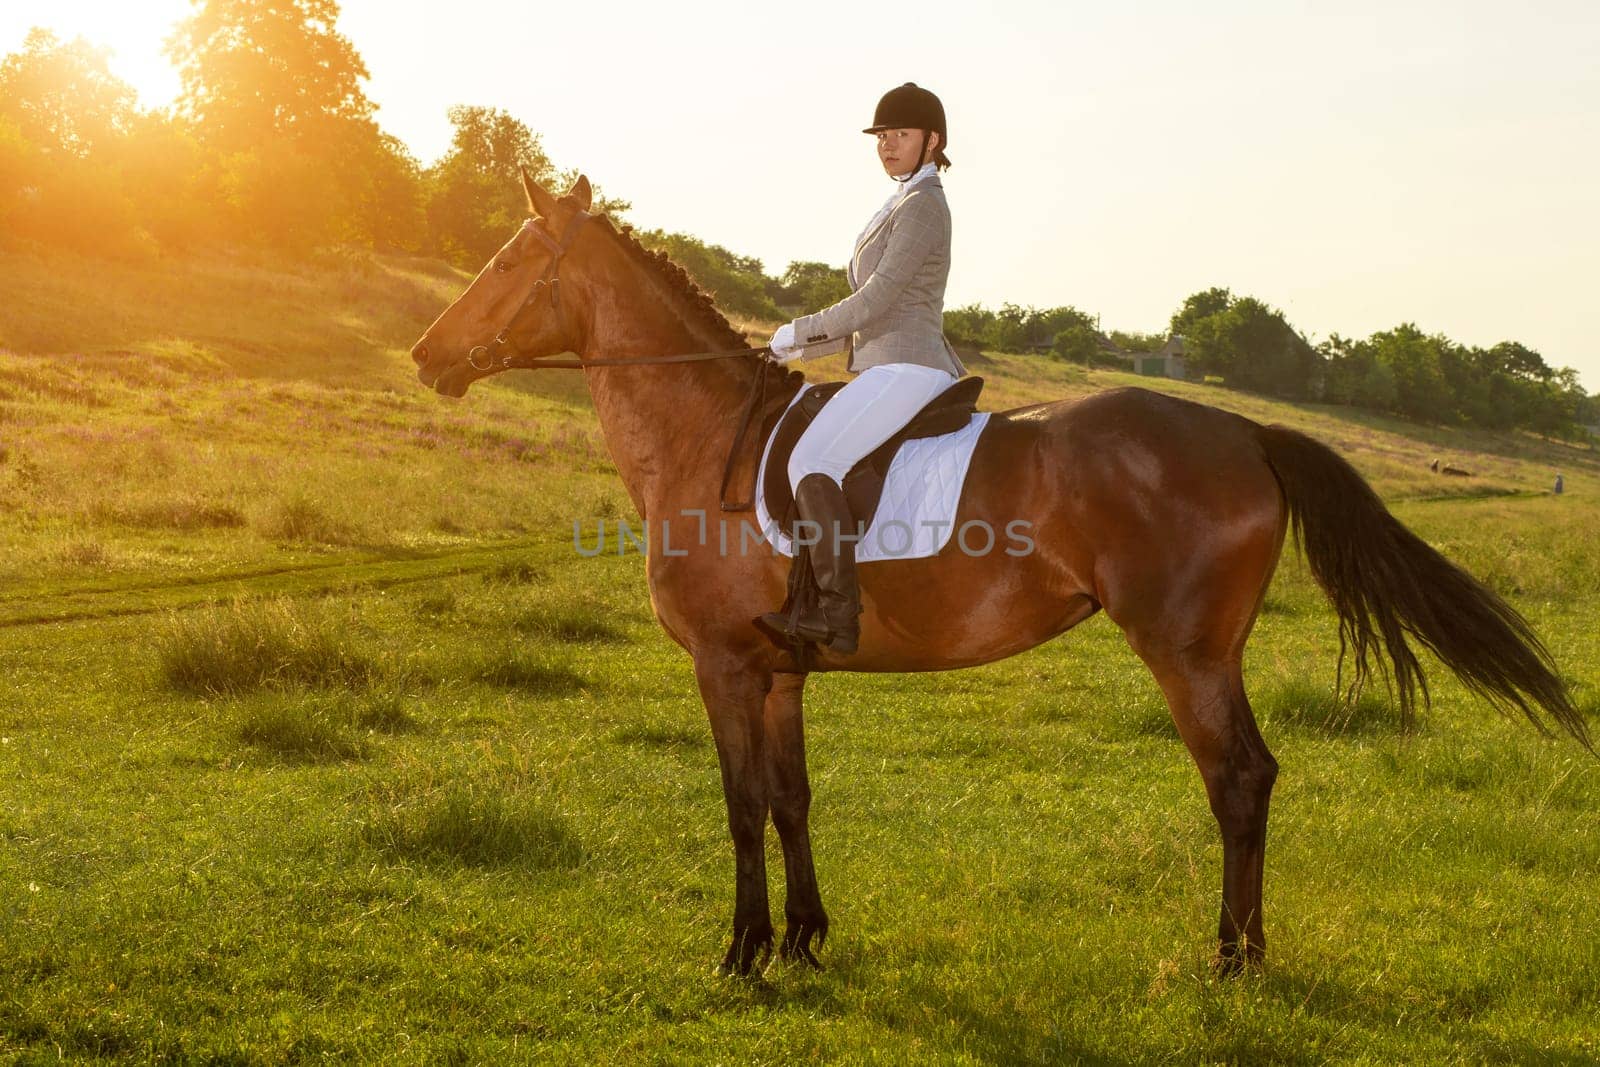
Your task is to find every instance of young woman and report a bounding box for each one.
[755,82,967,656]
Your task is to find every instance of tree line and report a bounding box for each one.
[699,272,1596,441]
[2,2,1593,438]
[1168,288,1596,439]
[0,9,618,263]
[680,249,1598,439]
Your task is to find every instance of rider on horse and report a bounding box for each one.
[756,83,968,656]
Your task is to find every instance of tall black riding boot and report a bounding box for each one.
[755,473,862,654]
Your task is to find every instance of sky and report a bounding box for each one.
[4,0,1598,388]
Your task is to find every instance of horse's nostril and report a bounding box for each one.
[411,343,429,366]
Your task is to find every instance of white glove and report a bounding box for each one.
[768,322,803,364]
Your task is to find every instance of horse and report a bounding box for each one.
[410,172,1590,977]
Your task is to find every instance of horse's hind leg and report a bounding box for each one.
[1136,644,1278,972]
[764,672,829,965]
[1104,456,1286,972]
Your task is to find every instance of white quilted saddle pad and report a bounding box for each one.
[752,390,992,562]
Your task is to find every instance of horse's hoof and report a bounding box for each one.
[780,943,822,970]
[717,928,774,978]
[780,914,828,969]
[1212,939,1264,977]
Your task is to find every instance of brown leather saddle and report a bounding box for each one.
[762,376,984,537]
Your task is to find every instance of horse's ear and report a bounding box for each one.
[566,174,592,212]
[520,165,558,218]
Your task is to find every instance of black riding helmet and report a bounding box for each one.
[863,82,951,173]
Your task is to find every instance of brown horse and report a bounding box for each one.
[411,173,1590,977]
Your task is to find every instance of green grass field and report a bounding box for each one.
[2,247,1598,1063]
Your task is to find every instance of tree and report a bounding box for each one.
[633,230,783,321]
[990,303,1033,351]
[1052,323,1100,364]
[117,110,219,248]
[938,302,1099,355]
[1109,329,1165,353]
[342,131,424,250]
[1181,295,1319,398]
[1433,342,1473,423]
[0,28,137,158]
[423,109,544,263]
[1357,357,1399,411]
[942,303,994,349]
[166,0,374,150]
[165,0,402,248]
[1169,287,1232,339]
[0,31,145,255]
[424,105,627,265]
[1031,305,1097,347]
[1323,332,1387,408]
[438,104,552,183]
[1367,324,1451,422]
[1519,366,1587,440]
[776,261,849,313]
[0,118,33,238]
[1575,390,1600,432]
[1480,340,1552,383]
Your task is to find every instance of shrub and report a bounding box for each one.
[481,559,543,585]
[262,493,356,545]
[234,695,370,763]
[511,606,625,644]
[156,598,384,695]
[470,651,587,694]
[363,782,583,869]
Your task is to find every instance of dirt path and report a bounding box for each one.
[0,538,574,628]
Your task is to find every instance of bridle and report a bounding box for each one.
[466,210,589,371]
[466,210,771,373]
[456,209,789,512]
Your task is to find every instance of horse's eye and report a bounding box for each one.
[494,260,513,273]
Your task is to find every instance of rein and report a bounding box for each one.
[495,347,773,371]
[464,210,788,512]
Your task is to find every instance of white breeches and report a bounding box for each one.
[788,362,959,490]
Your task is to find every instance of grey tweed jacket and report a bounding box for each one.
[791,175,967,376]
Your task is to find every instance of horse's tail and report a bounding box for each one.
[1254,423,1590,749]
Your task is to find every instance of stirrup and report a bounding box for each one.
[752,609,855,655]
[752,608,827,645]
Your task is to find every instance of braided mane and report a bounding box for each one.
[585,214,808,404]
[595,217,752,351]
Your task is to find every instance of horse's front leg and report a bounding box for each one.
[764,671,829,966]
[694,648,775,976]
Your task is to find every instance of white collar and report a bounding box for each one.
[892,161,939,195]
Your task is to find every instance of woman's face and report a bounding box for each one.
[876,128,939,177]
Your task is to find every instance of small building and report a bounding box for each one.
[1122,335,1188,380]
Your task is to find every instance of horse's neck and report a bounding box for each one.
[579,292,758,520]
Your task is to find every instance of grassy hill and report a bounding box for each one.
[1,247,1597,1061]
[3,245,1594,610]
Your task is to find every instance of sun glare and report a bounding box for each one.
[1,0,190,108]
[2,1,1597,387]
